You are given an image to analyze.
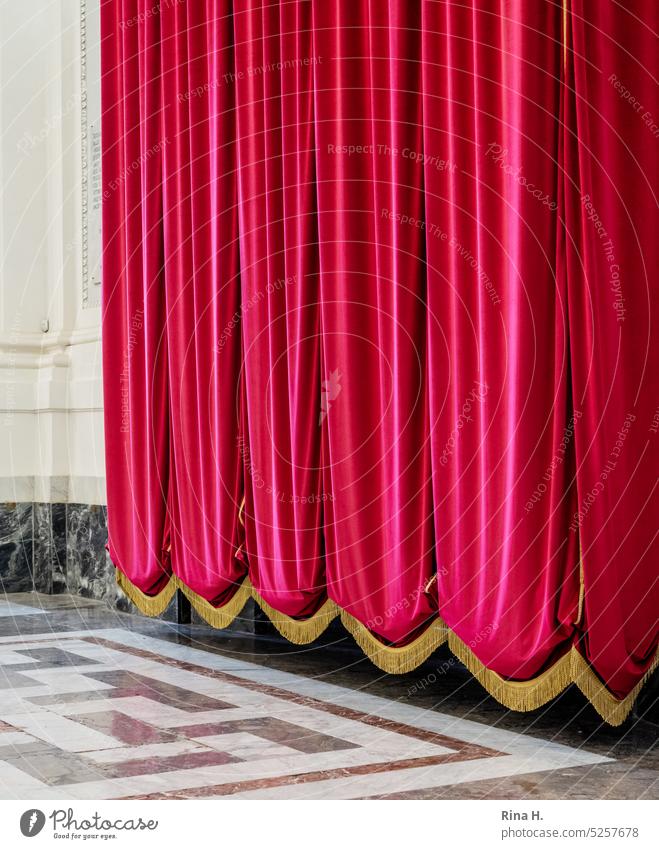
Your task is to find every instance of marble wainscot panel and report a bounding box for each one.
[33,503,52,594]
[1,496,255,632]
[0,503,33,593]
[66,503,177,624]
[66,504,114,604]
[51,504,68,594]
[65,504,254,632]
[33,503,68,594]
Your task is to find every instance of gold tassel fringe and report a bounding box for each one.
[176,576,252,630]
[116,569,177,616]
[448,632,574,714]
[251,584,340,644]
[116,567,657,726]
[340,610,448,674]
[449,633,659,726]
[116,569,339,642]
[571,648,659,727]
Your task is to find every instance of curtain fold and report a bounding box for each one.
[102,0,172,606]
[564,0,658,699]
[155,0,246,613]
[102,0,658,724]
[420,0,581,682]
[233,0,327,622]
[311,0,437,648]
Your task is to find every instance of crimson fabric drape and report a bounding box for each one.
[419,0,580,680]
[564,0,658,699]
[102,0,172,599]
[233,0,327,619]
[102,0,658,724]
[158,0,246,613]
[311,1,437,645]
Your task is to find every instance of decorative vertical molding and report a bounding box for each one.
[80,0,102,310]
[80,0,90,307]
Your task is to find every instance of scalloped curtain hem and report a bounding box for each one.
[116,567,657,727]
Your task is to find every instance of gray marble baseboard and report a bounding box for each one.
[1,501,254,631]
[1,501,178,621]
[0,503,33,593]
[33,502,66,594]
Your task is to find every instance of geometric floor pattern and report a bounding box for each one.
[0,626,611,799]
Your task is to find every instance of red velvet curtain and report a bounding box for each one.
[102,0,658,724]
[563,0,658,700]
[102,1,172,599]
[419,0,581,681]
[233,0,327,622]
[158,0,246,616]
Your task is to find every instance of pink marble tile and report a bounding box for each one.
[73,711,179,745]
[175,717,359,754]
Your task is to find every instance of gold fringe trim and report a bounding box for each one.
[176,576,252,630]
[340,610,448,674]
[116,568,339,643]
[116,567,657,725]
[449,633,659,726]
[116,569,177,616]
[448,632,573,713]
[250,584,340,644]
[571,648,659,727]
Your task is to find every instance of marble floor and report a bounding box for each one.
[0,595,656,800]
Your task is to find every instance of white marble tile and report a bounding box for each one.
[58,745,424,799]
[85,740,208,764]
[0,627,614,801]
[46,696,270,728]
[193,732,300,761]
[0,731,36,746]
[2,709,125,753]
[264,702,455,756]
[47,696,175,719]
[0,649,47,665]
[0,631,103,645]
[160,707,273,727]
[227,751,610,800]
[0,477,35,502]
[224,754,535,799]
[12,668,115,695]
[102,629,611,766]
[0,760,62,799]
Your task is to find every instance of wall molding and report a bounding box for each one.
[80,0,102,310]
[0,408,103,415]
[0,327,101,353]
[0,475,106,505]
[80,0,90,308]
